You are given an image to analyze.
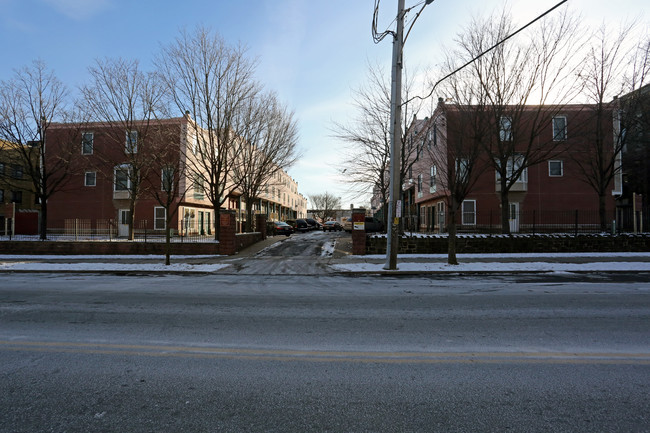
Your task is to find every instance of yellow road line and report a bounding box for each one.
[1,340,649,365]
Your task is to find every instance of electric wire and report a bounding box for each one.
[407,0,569,105]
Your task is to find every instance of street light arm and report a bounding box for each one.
[403,0,436,46]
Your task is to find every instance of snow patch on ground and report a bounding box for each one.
[360,252,650,260]
[0,254,223,260]
[332,261,650,273]
[0,262,229,273]
[321,240,336,257]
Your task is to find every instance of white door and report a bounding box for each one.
[118,209,130,237]
[509,202,520,233]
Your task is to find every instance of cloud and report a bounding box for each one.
[42,0,111,21]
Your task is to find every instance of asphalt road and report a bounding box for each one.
[1,268,649,432]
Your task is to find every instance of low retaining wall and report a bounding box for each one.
[0,241,221,255]
[365,234,650,255]
[236,232,264,252]
[0,233,266,256]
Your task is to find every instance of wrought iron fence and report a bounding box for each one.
[411,208,648,235]
[0,218,219,243]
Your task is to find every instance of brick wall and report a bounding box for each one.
[236,232,264,251]
[0,241,220,255]
[364,234,650,255]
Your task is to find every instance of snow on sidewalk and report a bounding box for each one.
[0,262,229,273]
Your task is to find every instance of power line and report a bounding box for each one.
[408,0,569,104]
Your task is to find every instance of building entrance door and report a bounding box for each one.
[509,202,520,233]
[118,209,131,237]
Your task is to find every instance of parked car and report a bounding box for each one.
[305,218,322,230]
[323,221,343,232]
[272,221,293,236]
[342,216,384,233]
[364,216,384,233]
[287,219,310,232]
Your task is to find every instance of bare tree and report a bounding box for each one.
[333,63,423,229]
[620,37,650,206]
[573,23,648,228]
[157,26,260,240]
[417,99,490,264]
[309,192,341,222]
[444,8,582,233]
[0,60,80,239]
[233,91,299,232]
[143,120,189,265]
[80,57,166,240]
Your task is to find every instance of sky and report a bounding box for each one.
[0,0,646,209]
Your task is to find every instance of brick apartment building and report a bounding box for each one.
[45,115,306,237]
[373,100,619,233]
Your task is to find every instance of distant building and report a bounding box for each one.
[0,140,40,234]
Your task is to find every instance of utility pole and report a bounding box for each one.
[383,0,404,270]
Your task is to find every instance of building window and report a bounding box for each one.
[549,160,564,177]
[114,165,131,191]
[462,200,476,225]
[498,155,528,184]
[0,163,4,176]
[126,130,138,153]
[154,207,166,230]
[84,171,96,187]
[552,116,567,141]
[0,189,4,202]
[190,134,198,155]
[193,175,204,199]
[11,191,22,204]
[82,132,94,155]
[11,165,23,179]
[430,165,437,193]
[161,166,174,191]
[437,201,445,227]
[417,174,423,193]
[456,158,469,182]
[499,116,512,141]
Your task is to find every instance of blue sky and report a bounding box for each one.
[1,0,646,208]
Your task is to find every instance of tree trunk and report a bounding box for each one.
[164,225,171,266]
[500,177,510,234]
[128,199,136,240]
[245,199,254,232]
[39,196,47,240]
[598,192,607,232]
[214,204,221,241]
[447,200,459,266]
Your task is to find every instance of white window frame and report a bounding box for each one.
[114,164,132,191]
[154,206,166,230]
[193,174,204,199]
[82,132,94,155]
[462,200,476,226]
[500,116,512,141]
[161,166,174,191]
[126,130,138,153]
[84,171,96,187]
[548,160,564,177]
[456,158,469,182]
[430,165,437,193]
[552,116,567,141]
[497,155,528,184]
